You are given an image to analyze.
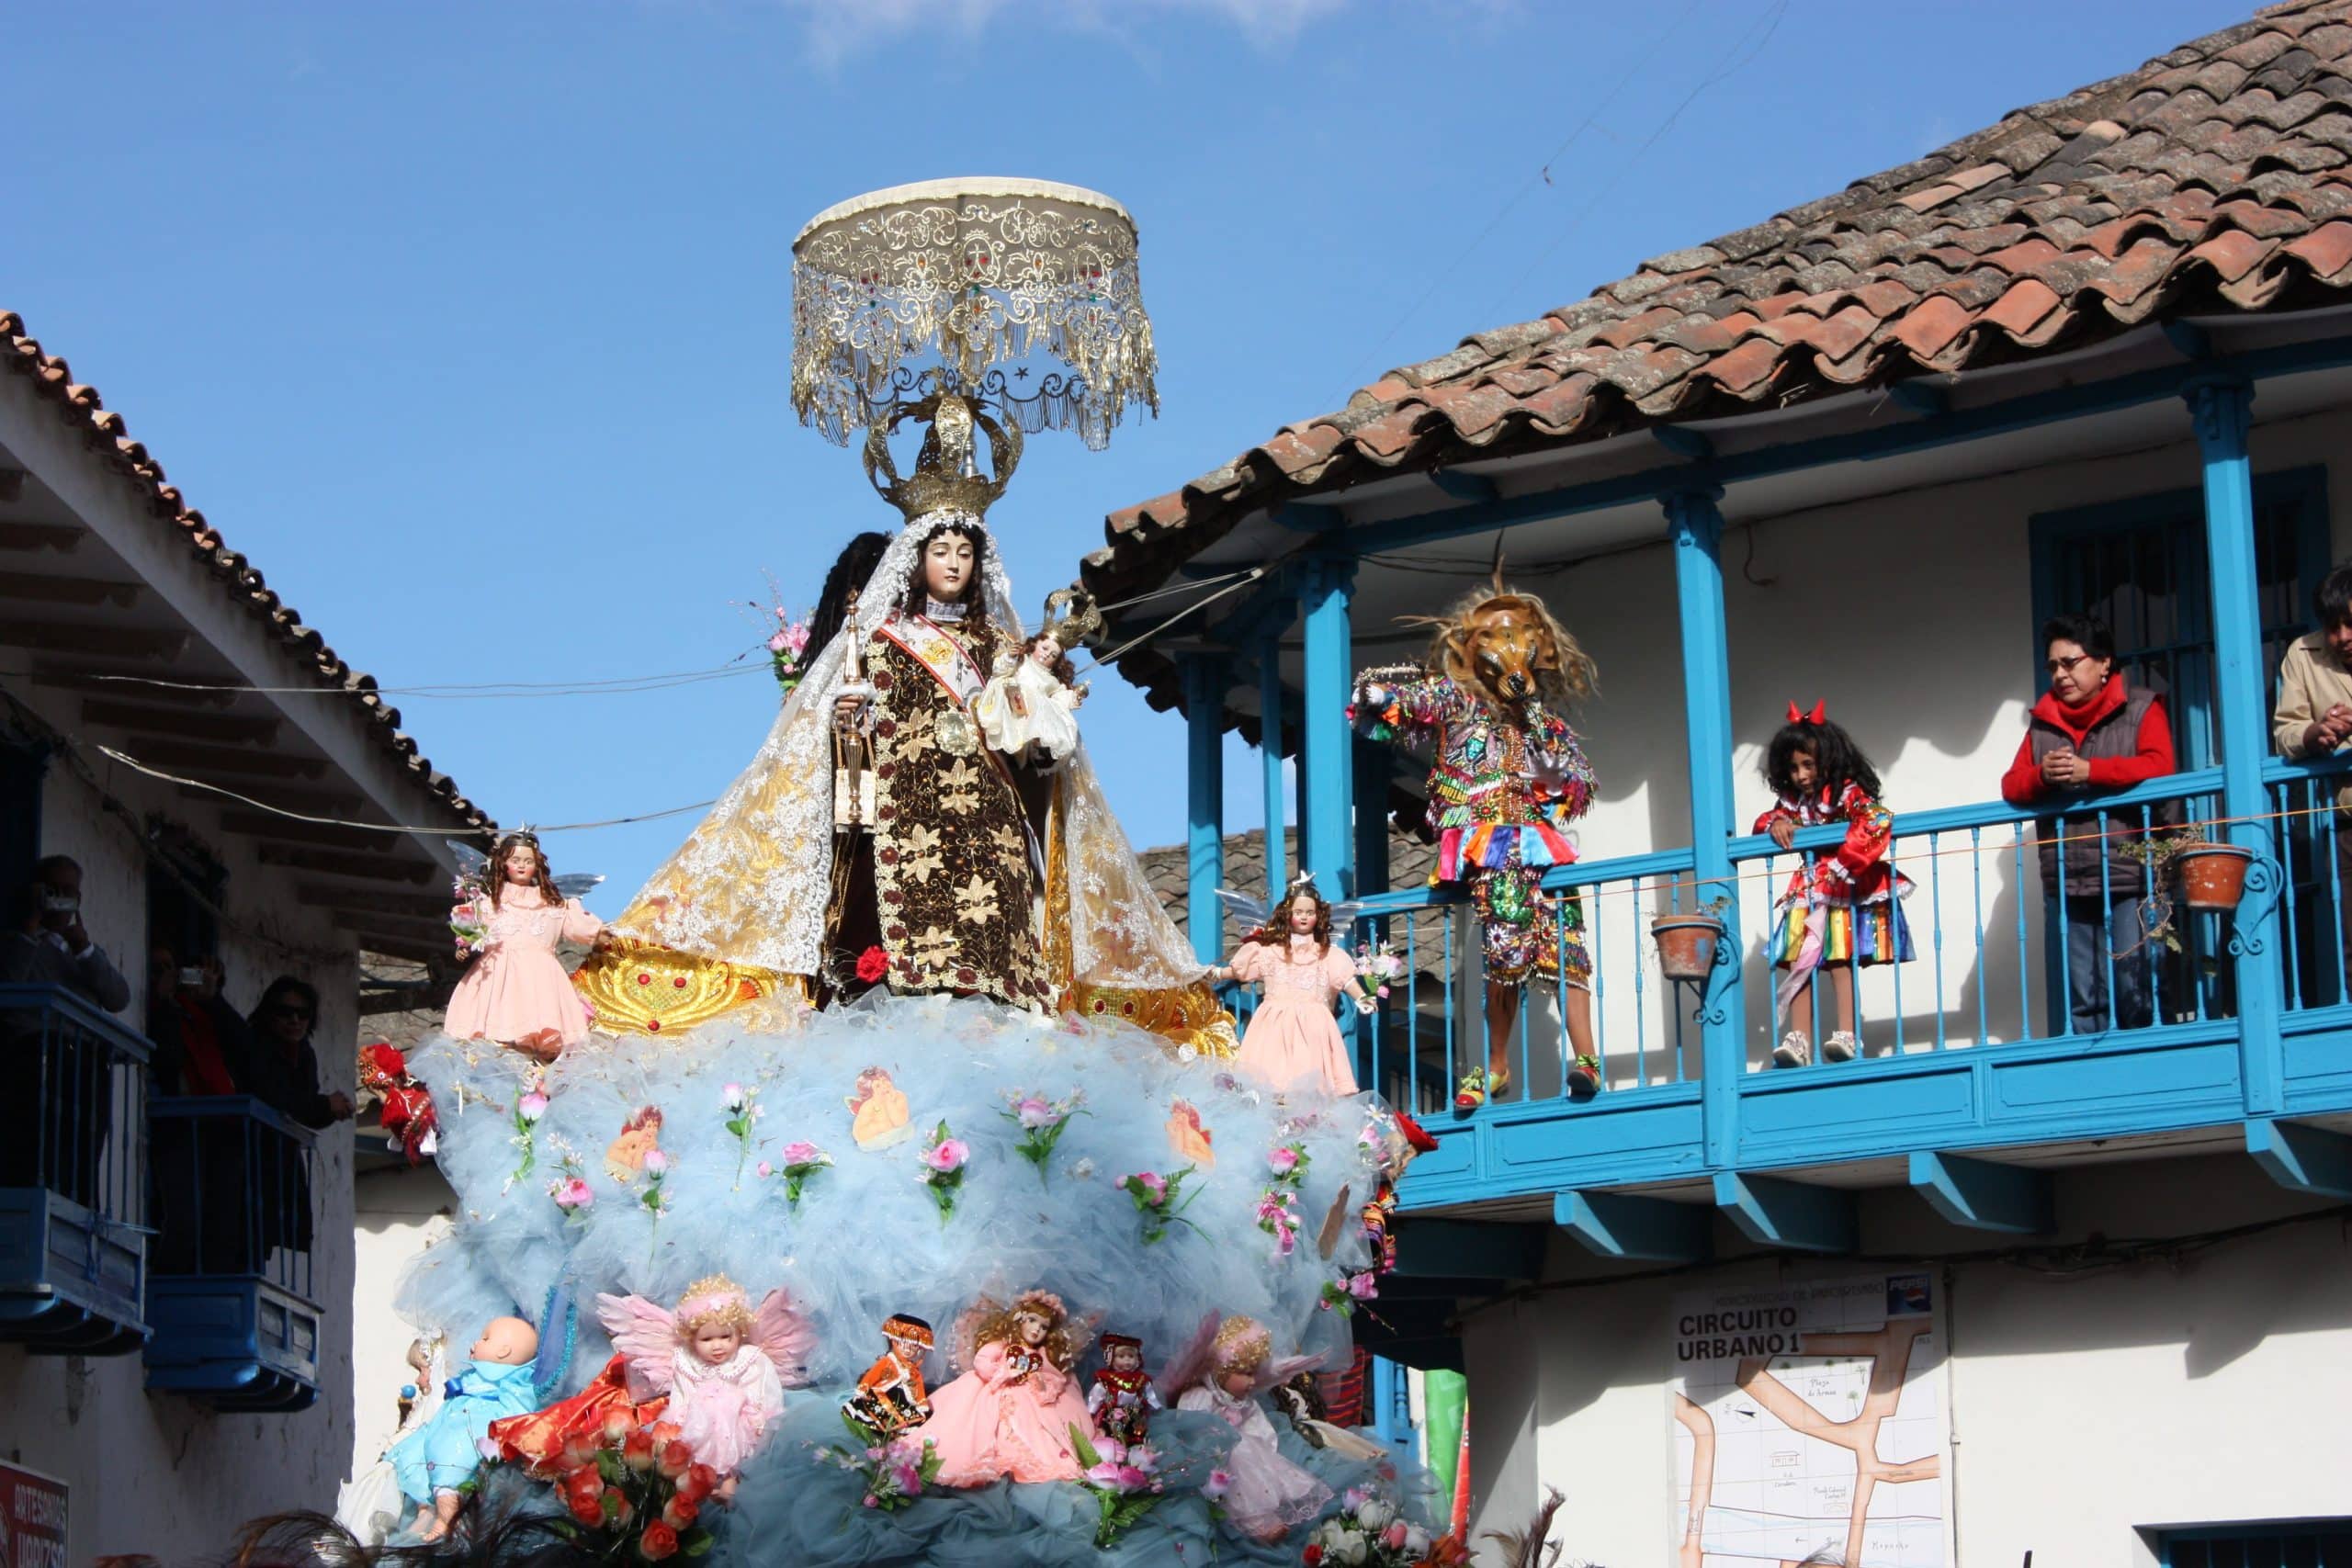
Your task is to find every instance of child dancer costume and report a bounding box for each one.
[1352,671,1597,991]
[1228,935,1363,1096]
[445,887,605,1053]
[1755,779,1915,1024]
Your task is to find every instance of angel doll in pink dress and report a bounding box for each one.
[597,1275,814,1502]
[446,829,608,1061]
[1207,877,1379,1097]
[913,1289,1095,1486]
[1165,1314,1331,1543]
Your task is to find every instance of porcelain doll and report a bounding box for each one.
[842,1313,935,1437]
[1087,1332,1163,1448]
[1207,877,1379,1097]
[973,632,1086,768]
[445,829,607,1061]
[1167,1314,1331,1543]
[598,1276,814,1502]
[913,1289,1094,1486]
[334,1335,448,1544]
[388,1314,541,1541]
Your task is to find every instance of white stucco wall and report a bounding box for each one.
[0,735,360,1559]
[1460,1154,2352,1567]
[348,1160,455,1479]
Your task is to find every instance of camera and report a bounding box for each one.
[176,966,207,987]
[40,893,78,915]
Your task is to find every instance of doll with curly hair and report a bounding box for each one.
[912,1289,1094,1485]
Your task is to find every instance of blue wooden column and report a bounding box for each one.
[1260,632,1290,897]
[1370,1354,1415,1461]
[1182,653,1228,966]
[1300,558,1359,900]
[1664,486,1747,1168]
[2187,376,2286,1116]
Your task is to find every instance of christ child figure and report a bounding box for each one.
[597,1276,814,1502]
[973,632,1086,768]
[842,1313,935,1438]
[1087,1333,1163,1448]
[913,1289,1094,1486]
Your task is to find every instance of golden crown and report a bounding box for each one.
[862,392,1023,529]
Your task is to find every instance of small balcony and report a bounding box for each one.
[0,984,151,1355]
[143,1095,322,1411]
[1365,760,2352,1246]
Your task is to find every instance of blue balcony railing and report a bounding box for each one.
[1366,764,2352,1213]
[143,1095,322,1411]
[0,984,151,1354]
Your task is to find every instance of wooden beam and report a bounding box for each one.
[132,737,327,781]
[217,812,394,849]
[2245,1118,2352,1200]
[175,783,363,818]
[1907,1151,2053,1235]
[300,883,451,920]
[80,698,282,747]
[0,571,140,608]
[256,843,435,885]
[1427,470,1500,505]
[0,619,186,659]
[1555,1190,1713,1263]
[0,519,75,553]
[1713,1171,1857,1255]
[1389,1219,1544,1281]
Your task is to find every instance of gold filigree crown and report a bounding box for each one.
[863,392,1023,529]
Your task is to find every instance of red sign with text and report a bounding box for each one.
[0,1463,66,1568]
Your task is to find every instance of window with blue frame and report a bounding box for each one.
[2030,466,2328,770]
[2161,1520,2352,1566]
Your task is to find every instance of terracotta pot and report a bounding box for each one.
[1652,915,1724,983]
[2174,843,2256,911]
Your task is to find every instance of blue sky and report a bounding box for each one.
[10,0,2241,915]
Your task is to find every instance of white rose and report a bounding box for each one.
[1332,1529,1370,1564]
[1405,1525,1432,1555]
[1357,1499,1396,1531]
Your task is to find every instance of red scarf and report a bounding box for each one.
[175,1000,239,1097]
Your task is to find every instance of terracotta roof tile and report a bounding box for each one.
[1087,0,2352,708]
[0,310,489,833]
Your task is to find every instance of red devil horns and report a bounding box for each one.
[1785,699,1827,724]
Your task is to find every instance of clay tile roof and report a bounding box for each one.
[1086,0,2352,656]
[1,310,491,833]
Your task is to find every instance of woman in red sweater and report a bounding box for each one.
[1999,614,2177,1032]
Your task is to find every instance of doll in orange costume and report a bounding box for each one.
[911,1290,1093,1486]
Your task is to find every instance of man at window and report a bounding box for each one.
[2270,558,2352,995]
[0,865,131,1201]
[2000,614,2179,1032]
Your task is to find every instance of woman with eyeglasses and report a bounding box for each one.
[1999,613,2179,1032]
[243,976,356,1261]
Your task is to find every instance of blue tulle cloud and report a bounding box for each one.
[392,993,1433,1562]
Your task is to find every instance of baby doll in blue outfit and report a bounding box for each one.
[388,1314,540,1540]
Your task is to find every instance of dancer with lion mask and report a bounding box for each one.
[1351,577,1600,1108]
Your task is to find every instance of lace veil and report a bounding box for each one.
[609,515,1205,998]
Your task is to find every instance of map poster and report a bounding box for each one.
[1670,1273,1949,1568]
[0,1461,67,1568]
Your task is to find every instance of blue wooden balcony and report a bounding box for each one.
[1345,759,2352,1251]
[0,984,151,1355]
[143,1095,322,1411]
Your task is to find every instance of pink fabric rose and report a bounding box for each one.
[783,1140,820,1165]
[923,1139,968,1173]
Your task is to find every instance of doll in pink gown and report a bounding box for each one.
[445,830,606,1060]
[597,1275,815,1502]
[1168,1314,1331,1543]
[1209,882,1377,1097]
[914,1289,1094,1486]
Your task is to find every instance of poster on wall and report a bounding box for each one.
[0,1461,66,1568]
[1670,1272,1949,1568]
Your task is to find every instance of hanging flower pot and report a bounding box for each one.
[1652,914,1725,983]
[2174,842,2256,911]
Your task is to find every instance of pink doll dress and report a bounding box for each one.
[1177,1383,1331,1540]
[445,890,604,1049]
[1229,936,1362,1096]
[667,1345,786,1477]
[915,1339,1092,1485]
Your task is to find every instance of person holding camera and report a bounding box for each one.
[2,862,131,1200]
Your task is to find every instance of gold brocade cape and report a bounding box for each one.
[574,612,1233,1055]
